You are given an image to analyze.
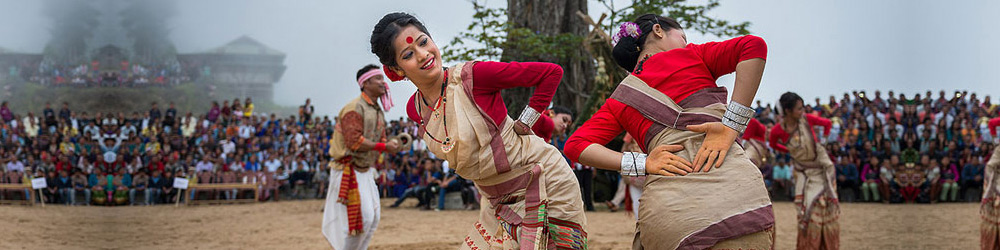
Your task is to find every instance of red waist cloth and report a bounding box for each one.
[335,156,363,236]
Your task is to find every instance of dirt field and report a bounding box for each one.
[0,199,979,249]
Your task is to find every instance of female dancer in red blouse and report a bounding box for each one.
[565,14,773,249]
[982,117,1000,249]
[769,92,839,249]
[370,13,586,249]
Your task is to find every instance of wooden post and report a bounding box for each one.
[37,189,45,207]
[175,189,184,207]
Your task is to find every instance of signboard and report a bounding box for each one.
[31,178,47,189]
[173,178,190,189]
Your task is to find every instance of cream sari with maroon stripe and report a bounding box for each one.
[784,117,839,250]
[610,75,774,250]
[981,146,1000,249]
[419,62,587,249]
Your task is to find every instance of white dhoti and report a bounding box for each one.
[322,168,380,250]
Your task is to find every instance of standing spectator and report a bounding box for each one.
[148,170,165,204]
[161,170,177,203]
[131,170,149,205]
[836,156,860,200]
[244,97,254,118]
[148,102,161,123]
[300,98,314,122]
[43,102,58,133]
[0,101,12,123]
[962,156,985,201]
[207,101,221,123]
[312,159,330,199]
[56,169,73,205]
[163,102,177,133]
[59,102,71,123]
[42,170,59,204]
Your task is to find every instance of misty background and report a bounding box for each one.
[0,0,996,120]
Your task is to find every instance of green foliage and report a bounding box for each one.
[597,0,751,38]
[442,1,583,63]
[443,0,752,125]
[442,2,506,62]
[446,0,751,64]
[504,28,584,62]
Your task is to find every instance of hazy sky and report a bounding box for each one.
[0,0,997,119]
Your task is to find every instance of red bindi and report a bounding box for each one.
[406,36,414,44]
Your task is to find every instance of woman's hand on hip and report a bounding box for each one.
[687,122,738,172]
[513,121,533,136]
[646,144,693,176]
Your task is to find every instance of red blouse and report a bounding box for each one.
[989,117,1000,138]
[407,61,562,127]
[742,118,766,143]
[564,35,767,162]
[531,113,554,141]
[768,114,832,153]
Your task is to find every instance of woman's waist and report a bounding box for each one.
[636,74,719,102]
[471,159,572,197]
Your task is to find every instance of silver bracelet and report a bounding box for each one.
[723,118,748,134]
[621,152,647,176]
[518,106,542,127]
[723,110,751,125]
[727,102,756,119]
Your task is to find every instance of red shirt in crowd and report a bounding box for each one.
[564,35,767,162]
[407,61,562,128]
[768,114,832,153]
[148,160,165,173]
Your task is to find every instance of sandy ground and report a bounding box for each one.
[0,199,980,250]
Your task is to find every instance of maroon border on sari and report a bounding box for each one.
[675,205,775,250]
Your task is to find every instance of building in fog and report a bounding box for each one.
[178,36,287,102]
[0,47,43,85]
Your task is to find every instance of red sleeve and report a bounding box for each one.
[742,118,766,142]
[990,118,1000,138]
[531,114,554,141]
[406,94,420,124]
[690,35,767,79]
[565,103,625,163]
[472,61,562,124]
[769,124,789,153]
[806,114,832,136]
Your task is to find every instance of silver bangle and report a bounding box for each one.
[727,102,756,119]
[723,118,748,134]
[621,152,647,176]
[518,106,542,127]
[723,111,751,125]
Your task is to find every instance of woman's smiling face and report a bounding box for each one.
[390,26,443,84]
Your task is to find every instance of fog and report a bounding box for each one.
[0,0,997,120]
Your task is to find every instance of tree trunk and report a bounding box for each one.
[502,0,595,118]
